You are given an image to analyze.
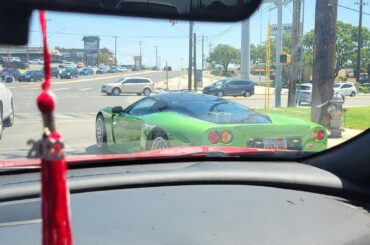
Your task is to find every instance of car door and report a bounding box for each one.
[223,81,236,95]
[121,79,136,93]
[112,98,157,151]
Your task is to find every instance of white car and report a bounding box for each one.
[334,83,357,97]
[29,59,44,64]
[116,66,128,72]
[0,81,14,140]
[101,77,154,96]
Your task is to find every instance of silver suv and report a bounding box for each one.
[101,77,154,96]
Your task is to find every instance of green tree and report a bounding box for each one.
[208,44,240,75]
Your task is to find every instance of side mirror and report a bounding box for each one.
[112,106,124,114]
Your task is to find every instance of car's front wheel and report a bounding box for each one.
[4,100,14,127]
[112,88,121,96]
[30,77,34,82]
[96,115,107,149]
[217,90,224,97]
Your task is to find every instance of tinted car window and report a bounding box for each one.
[128,98,157,115]
[138,79,150,84]
[342,84,352,88]
[124,79,135,84]
[173,100,271,124]
[299,85,311,91]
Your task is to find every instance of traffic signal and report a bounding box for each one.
[280,52,291,65]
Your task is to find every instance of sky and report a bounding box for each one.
[27,0,370,69]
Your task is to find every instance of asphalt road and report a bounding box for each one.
[0,70,369,159]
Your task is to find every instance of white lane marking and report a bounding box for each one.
[53,87,70,91]
[79,88,92,91]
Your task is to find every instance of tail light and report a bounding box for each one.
[208,131,220,144]
[312,129,326,141]
[220,131,233,144]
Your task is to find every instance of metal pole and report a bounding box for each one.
[356,0,363,83]
[275,0,283,108]
[297,0,305,105]
[241,18,250,79]
[188,21,193,91]
[114,36,117,66]
[259,6,263,85]
[155,45,158,69]
[139,41,142,70]
[194,33,197,91]
[202,35,204,70]
[166,61,169,91]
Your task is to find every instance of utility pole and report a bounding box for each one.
[188,21,194,91]
[166,61,169,91]
[275,0,283,108]
[139,41,142,69]
[155,45,158,69]
[355,0,366,82]
[114,36,117,66]
[288,0,302,107]
[194,33,197,91]
[202,35,204,70]
[311,0,338,127]
[241,18,250,79]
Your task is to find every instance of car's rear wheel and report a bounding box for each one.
[244,91,251,97]
[146,130,169,150]
[217,90,224,97]
[143,88,151,96]
[30,77,34,82]
[4,100,14,127]
[112,88,121,96]
[96,115,107,149]
[350,91,356,97]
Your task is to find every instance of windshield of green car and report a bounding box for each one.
[0,2,369,163]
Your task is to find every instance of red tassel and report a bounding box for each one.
[38,10,73,245]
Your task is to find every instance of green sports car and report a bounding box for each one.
[96,92,328,153]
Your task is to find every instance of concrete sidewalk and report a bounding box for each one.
[327,128,363,148]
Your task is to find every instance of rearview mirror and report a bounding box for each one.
[112,106,124,114]
[0,0,262,22]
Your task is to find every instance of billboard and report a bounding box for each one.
[83,36,100,57]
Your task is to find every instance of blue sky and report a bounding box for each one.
[28,0,370,69]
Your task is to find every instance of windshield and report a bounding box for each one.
[0,3,369,163]
[213,80,227,86]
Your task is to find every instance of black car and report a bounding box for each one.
[2,61,28,69]
[18,70,44,82]
[203,79,255,97]
[51,67,60,78]
[60,68,79,79]
[0,68,21,81]
[108,66,116,73]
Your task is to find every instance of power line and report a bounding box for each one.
[338,3,370,15]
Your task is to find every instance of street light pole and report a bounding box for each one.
[155,45,158,69]
[139,41,142,69]
[355,0,365,82]
[188,21,194,91]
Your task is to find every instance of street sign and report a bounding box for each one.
[270,23,302,36]
[83,36,100,57]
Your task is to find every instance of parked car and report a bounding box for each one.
[18,70,44,82]
[163,66,172,71]
[116,66,127,72]
[60,68,79,79]
[334,82,357,97]
[203,79,255,97]
[0,68,21,81]
[108,66,117,73]
[2,61,28,69]
[101,77,154,96]
[0,79,14,139]
[359,77,369,84]
[59,62,75,68]
[79,68,94,75]
[76,62,84,68]
[2,56,20,62]
[297,83,312,105]
[97,66,110,74]
[51,67,60,78]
